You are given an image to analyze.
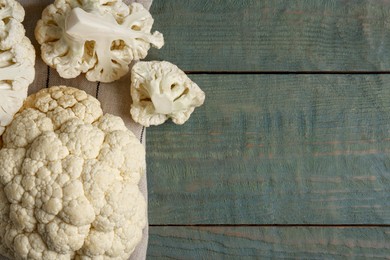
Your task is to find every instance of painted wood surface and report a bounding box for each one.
[147,74,390,224]
[149,0,390,72]
[148,226,390,259]
[146,0,390,258]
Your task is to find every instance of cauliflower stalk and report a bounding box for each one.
[0,0,36,135]
[0,86,146,260]
[130,61,206,127]
[35,0,164,83]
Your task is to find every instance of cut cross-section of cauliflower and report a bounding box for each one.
[0,86,146,260]
[35,0,164,83]
[0,0,36,136]
[130,61,206,127]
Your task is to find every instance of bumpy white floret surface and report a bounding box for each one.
[0,86,146,260]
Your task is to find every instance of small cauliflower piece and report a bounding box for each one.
[35,0,164,83]
[0,86,147,260]
[0,0,36,135]
[0,0,25,50]
[130,61,206,127]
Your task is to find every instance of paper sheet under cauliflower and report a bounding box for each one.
[130,61,205,127]
[0,86,146,260]
[0,0,36,135]
[35,0,164,83]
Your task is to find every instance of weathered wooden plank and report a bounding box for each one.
[149,0,390,72]
[148,226,390,259]
[147,74,390,224]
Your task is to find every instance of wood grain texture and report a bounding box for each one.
[148,226,390,259]
[147,74,390,225]
[149,0,390,72]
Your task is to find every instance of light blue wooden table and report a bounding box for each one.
[146,1,390,258]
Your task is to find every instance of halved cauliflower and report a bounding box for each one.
[130,61,206,127]
[35,0,164,83]
[0,86,146,259]
[0,0,36,135]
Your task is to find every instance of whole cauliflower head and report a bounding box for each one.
[35,0,164,83]
[130,61,206,127]
[0,86,146,259]
[0,0,36,135]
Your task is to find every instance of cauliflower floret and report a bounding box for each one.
[0,86,146,260]
[35,0,164,83]
[0,0,35,136]
[0,0,25,50]
[130,61,206,127]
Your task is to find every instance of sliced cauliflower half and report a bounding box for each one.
[0,0,36,135]
[130,61,206,127]
[35,0,164,83]
[0,86,146,260]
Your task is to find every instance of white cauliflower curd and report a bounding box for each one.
[0,0,36,136]
[0,86,146,259]
[130,61,205,127]
[35,0,164,83]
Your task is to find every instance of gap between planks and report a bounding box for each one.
[150,224,390,227]
[185,71,390,74]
